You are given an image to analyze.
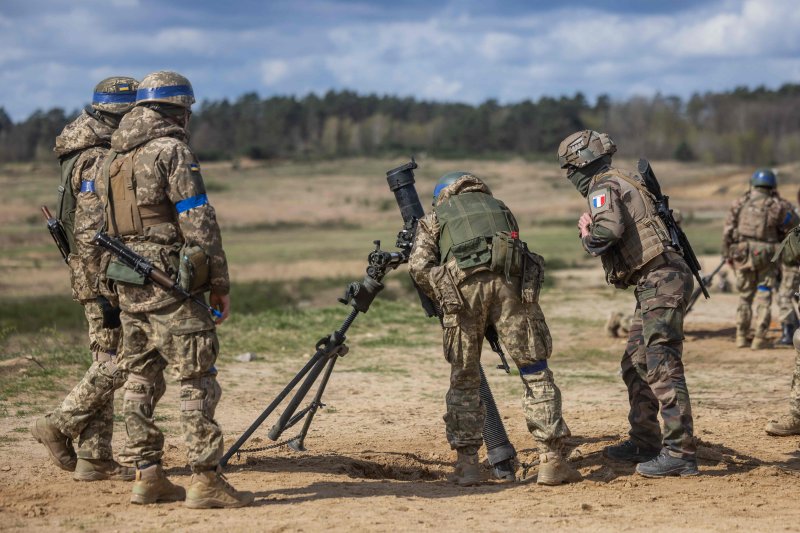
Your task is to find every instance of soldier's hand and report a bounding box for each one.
[210,291,231,324]
[578,212,592,238]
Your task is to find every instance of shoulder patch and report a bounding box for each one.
[590,187,611,215]
[188,163,200,172]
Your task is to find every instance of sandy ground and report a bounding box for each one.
[3,282,800,533]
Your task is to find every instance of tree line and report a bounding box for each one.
[2,84,800,165]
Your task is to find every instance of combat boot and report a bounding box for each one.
[30,416,76,471]
[537,451,582,485]
[451,451,481,487]
[635,449,698,478]
[605,312,623,337]
[751,336,770,350]
[777,323,796,348]
[765,416,800,436]
[735,334,749,348]
[73,458,135,482]
[185,467,255,509]
[603,440,660,463]
[130,463,186,504]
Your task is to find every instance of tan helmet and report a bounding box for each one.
[135,71,195,109]
[91,76,139,115]
[557,130,617,170]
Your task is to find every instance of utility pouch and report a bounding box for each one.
[450,237,491,269]
[774,228,800,266]
[429,263,464,315]
[106,259,146,285]
[749,242,774,270]
[490,231,523,280]
[177,245,210,292]
[520,247,545,304]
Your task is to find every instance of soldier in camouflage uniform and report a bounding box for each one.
[558,130,698,478]
[100,71,252,508]
[31,77,140,481]
[722,169,798,349]
[408,172,581,486]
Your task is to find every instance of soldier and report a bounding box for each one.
[101,71,252,508]
[722,169,798,349]
[31,77,140,481]
[408,172,581,486]
[558,130,698,478]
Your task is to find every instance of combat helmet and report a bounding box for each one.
[751,168,777,188]
[558,130,617,171]
[135,71,195,109]
[433,171,470,203]
[91,77,139,115]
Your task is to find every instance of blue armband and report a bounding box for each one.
[519,360,548,375]
[175,193,208,214]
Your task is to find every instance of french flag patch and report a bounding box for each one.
[592,193,606,209]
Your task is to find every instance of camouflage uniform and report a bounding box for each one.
[104,104,229,471]
[47,111,124,461]
[583,166,696,459]
[778,264,800,325]
[408,176,570,455]
[722,188,797,344]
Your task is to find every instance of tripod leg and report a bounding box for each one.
[268,354,330,440]
[479,364,516,480]
[288,355,339,452]
[220,351,325,467]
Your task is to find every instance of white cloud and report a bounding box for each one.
[261,59,290,85]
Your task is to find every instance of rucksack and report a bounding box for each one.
[55,152,81,255]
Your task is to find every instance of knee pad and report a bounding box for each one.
[180,374,221,419]
[124,373,159,415]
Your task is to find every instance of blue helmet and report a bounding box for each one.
[751,168,777,188]
[433,171,469,204]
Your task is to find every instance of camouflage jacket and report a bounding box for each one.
[105,106,229,313]
[722,188,797,257]
[408,175,518,302]
[54,111,115,303]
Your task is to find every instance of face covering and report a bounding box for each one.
[568,168,593,198]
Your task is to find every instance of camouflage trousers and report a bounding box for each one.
[50,299,122,460]
[777,264,800,325]
[117,298,223,471]
[441,271,570,454]
[735,262,778,339]
[622,254,696,458]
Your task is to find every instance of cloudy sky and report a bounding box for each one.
[1,0,799,121]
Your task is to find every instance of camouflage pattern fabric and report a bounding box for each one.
[622,254,695,457]
[777,264,800,325]
[790,347,800,420]
[734,262,778,339]
[409,176,570,454]
[117,299,223,470]
[108,105,229,314]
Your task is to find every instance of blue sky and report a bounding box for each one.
[1,0,799,121]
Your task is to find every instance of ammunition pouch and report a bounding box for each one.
[430,262,464,315]
[177,244,210,293]
[489,231,524,280]
[774,228,800,267]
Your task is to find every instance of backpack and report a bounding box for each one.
[55,152,81,255]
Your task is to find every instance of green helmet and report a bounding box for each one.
[91,76,139,115]
[433,171,470,203]
[558,130,617,170]
[135,71,195,109]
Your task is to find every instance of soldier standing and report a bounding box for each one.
[408,172,581,486]
[102,71,252,508]
[558,130,698,477]
[722,169,798,349]
[31,77,140,481]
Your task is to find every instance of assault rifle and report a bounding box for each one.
[221,160,517,482]
[92,231,222,319]
[638,159,709,299]
[685,258,726,314]
[41,206,70,262]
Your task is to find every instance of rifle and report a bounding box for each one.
[92,231,222,320]
[41,206,70,262]
[685,258,726,314]
[637,159,709,299]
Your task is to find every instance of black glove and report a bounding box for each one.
[97,295,122,329]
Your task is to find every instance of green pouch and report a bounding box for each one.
[450,236,491,269]
[490,231,523,279]
[106,259,146,285]
[177,245,210,292]
[774,228,800,266]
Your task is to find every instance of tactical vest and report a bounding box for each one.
[101,150,176,237]
[435,192,516,267]
[596,169,670,282]
[56,152,81,254]
[736,191,784,243]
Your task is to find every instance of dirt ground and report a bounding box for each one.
[3,278,800,532]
